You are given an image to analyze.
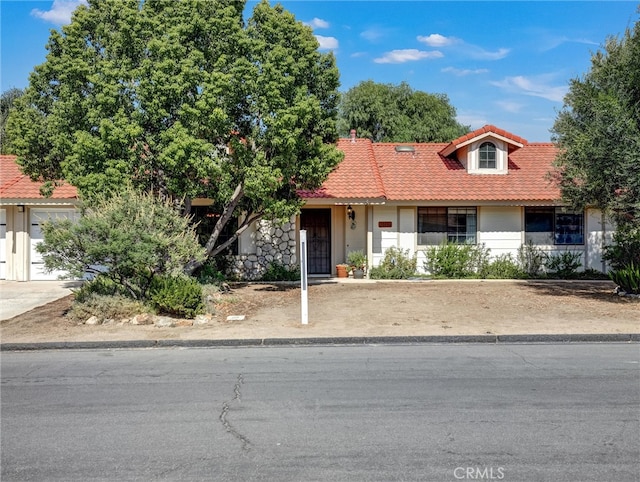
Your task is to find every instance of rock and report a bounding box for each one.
[226,315,246,322]
[154,316,175,327]
[617,291,627,297]
[131,313,154,325]
[194,314,213,325]
[85,316,100,325]
[175,319,193,327]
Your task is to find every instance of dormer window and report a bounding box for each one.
[478,142,496,169]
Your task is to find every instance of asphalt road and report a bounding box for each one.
[1,344,639,482]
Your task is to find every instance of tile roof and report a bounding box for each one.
[301,126,561,203]
[0,155,78,200]
[299,138,386,201]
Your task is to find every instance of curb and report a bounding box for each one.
[1,333,638,351]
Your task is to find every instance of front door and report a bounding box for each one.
[300,209,331,274]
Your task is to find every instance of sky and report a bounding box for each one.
[1,1,639,142]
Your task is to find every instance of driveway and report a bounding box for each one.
[0,280,82,321]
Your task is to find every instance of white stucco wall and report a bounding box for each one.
[477,206,523,258]
[371,205,399,267]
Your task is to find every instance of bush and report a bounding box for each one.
[604,225,640,271]
[195,259,226,285]
[73,276,127,303]
[149,275,204,318]
[484,253,525,279]
[36,187,206,301]
[545,251,582,278]
[517,241,547,277]
[423,242,490,278]
[260,262,300,281]
[609,263,640,294]
[369,247,417,279]
[68,293,150,323]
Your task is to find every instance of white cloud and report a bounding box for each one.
[374,49,443,64]
[417,33,510,61]
[417,34,460,47]
[441,66,488,76]
[456,113,488,130]
[316,35,339,50]
[496,100,525,113]
[467,47,510,61]
[31,0,86,25]
[491,75,568,102]
[306,18,330,29]
[361,27,387,42]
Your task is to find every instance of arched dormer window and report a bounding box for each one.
[479,142,497,169]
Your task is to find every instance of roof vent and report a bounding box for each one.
[395,145,415,153]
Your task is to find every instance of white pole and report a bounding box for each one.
[300,229,309,325]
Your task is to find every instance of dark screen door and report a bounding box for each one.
[300,209,331,274]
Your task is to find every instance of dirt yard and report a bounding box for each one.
[1,280,638,344]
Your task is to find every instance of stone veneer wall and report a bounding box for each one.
[226,218,298,280]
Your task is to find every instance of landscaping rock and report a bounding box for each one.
[131,313,154,325]
[194,314,214,325]
[85,316,100,325]
[154,316,175,327]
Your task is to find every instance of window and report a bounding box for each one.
[525,207,584,245]
[479,142,497,169]
[418,207,477,244]
[191,206,239,255]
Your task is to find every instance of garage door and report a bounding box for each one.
[0,209,6,279]
[30,208,78,281]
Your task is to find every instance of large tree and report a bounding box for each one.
[6,0,342,271]
[337,80,469,142]
[0,88,23,154]
[551,15,640,229]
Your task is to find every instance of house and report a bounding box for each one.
[1,125,615,281]
[0,155,79,281]
[234,125,614,278]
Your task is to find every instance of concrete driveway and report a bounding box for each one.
[0,280,82,321]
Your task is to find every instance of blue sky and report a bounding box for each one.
[1,1,638,142]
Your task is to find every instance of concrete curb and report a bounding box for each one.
[1,333,638,351]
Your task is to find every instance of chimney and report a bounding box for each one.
[350,129,357,143]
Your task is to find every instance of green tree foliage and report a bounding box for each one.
[36,188,206,300]
[1,88,23,154]
[551,14,640,230]
[6,0,343,271]
[337,80,469,142]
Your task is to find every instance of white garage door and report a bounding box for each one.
[30,208,78,281]
[0,209,6,279]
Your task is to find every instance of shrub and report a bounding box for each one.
[484,253,525,279]
[36,187,206,301]
[545,251,582,278]
[260,262,300,281]
[68,294,150,323]
[346,250,367,270]
[517,241,547,277]
[423,242,490,278]
[195,259,226,285]
[149,275,204,318]
[609,263,640,294]
[369,247,417,279]
[72,276,127,303]
[603,225,640,271]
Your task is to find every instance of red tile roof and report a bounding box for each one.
[302,126,561,203]
[0,155,78,200]
[299,138,386,200]
[440,124,528,157]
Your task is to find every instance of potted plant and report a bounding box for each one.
[336,263,350,278]
[347,250,367,279]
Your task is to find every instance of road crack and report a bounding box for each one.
[220,374,251,451]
